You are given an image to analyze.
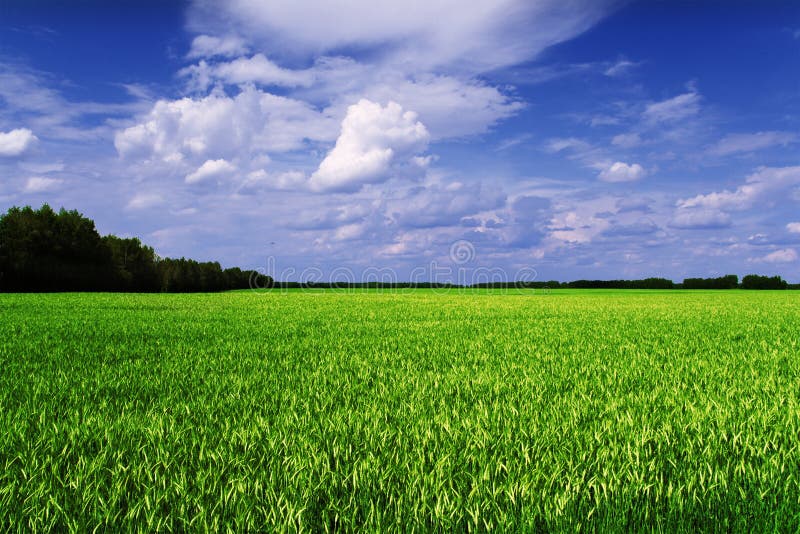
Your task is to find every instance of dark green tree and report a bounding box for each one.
[741,274,788,290]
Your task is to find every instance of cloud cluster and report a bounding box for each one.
[115,87,339,162]
[11,0,800,281]
[678,166,800,211]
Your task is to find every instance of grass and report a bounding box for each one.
[1,289,799,530]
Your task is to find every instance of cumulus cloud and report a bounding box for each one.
[643,91,700,123]
[599,162,646,182]
[187,35,250,59]
[0,128,37,157]
[22,176,62,193]
[185,159,237,184]
[787,222,800,234]
[115,87,339,162]
[309,99,430,192]
[708,131,796,156]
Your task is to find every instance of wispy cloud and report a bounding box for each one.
[708,131,796,156]
[751,248,798,263]
[23,176,63,194]
[643,91,700,124]
[603,58,639,77]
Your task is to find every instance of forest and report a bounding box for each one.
[0,205,268,292]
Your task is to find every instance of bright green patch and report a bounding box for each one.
[1,290,799,530]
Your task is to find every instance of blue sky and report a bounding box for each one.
[1,0,799,283]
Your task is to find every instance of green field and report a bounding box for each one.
[1,290,799,530]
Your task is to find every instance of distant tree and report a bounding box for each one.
[564,278,675,289]
[741,274,788,290]
[682,275,738,289]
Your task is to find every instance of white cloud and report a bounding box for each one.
[332,223,366,241]
[669,209,731,230]
[359,74,523,140]
[386,181,506,229]
[309,99,430,192]
[0,128,37,157]
[545,137,592,153]
[643,91,700,123]
[238,169,306,193]
[181,54,315,90]
[126,193,165,210]
[0,63,149,142]
[757,248,798,263]
[23,176,62,193]
[678,166,800,211]
[787,222,800,234]
[115,87,339,161]
[603,59,637,77]
[708,131,796,156]
[17,161,64,173]
[611,133,641,148]
[549,210,610,244]
[187,0,619,74]
[187,35,250,59]
[599,162,646,183]
[185,159,237,184]
[678,189,751,211]
[495,133,532,151]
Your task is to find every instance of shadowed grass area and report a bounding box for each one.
[1,290,799,530]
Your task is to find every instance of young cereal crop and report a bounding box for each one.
[0,289,799,530]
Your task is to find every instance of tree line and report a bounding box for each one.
[0,204,795,292]
[477,274,796,290]
[0,205,271,292]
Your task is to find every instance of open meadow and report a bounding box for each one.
[1,289,799,530]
